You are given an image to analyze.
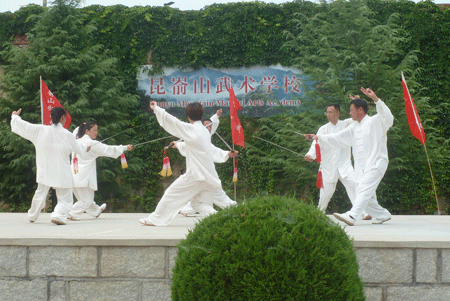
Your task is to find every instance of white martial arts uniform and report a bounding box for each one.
[141,106,222,226]
[70,133,127,218]
[177,140,237,215]
[318,100,393,221]
[306,119,356,211]
[10,115,88,222]
[179,113,237,215]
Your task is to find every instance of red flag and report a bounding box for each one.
[228,84,245,148]
[402,73,425,145]
[40,77,71,129]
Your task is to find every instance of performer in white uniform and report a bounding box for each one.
[139,102,238,226]
[308,88,393,226]
[10,107,89,225]
[177,110,237,216]
[69,121,134,220]
[305,104,356,211]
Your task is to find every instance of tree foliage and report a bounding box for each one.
[0,0,138,208]
[0,0,449,214]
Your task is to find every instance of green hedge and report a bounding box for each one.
[172,195,365,300]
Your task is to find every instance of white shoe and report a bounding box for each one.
[139,218,155,226]
[333,212,356,226]
[95,203,107,218]
[51,217,66,225]
[372,217,391,224]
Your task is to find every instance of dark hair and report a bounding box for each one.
[77,121,97,138]
[50,107,67,125]
[350,98,368,113]
[201,118,212,124]
[185,102,204,121]
[328,103,340,112]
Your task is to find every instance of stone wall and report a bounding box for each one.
[0,246,177,301]
[1,245,450,300]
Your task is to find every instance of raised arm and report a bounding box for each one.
[150,102,197,142]
[360,87,393,130]
[11,109,41,144]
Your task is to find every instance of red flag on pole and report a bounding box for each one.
[402,72,425,145]
[40,77,71,129]
[228,84,245,148]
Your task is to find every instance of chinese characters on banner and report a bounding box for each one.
[138,65,305,117]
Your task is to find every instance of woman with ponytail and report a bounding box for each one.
[69,121,134,220]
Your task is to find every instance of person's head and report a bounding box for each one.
[77,121,98,139]
[51,107,67,125]
[326,103,340,125]
[185,102,204,122]
[202,118,212,133]
[349,98,368,122]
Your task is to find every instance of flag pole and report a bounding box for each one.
[233,144,237,202]
[402,72,440,214]
[40,76,43,125]
[422,142,440,215]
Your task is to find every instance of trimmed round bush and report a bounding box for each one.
[171,196,365,300]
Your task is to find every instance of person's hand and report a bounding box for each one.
[216,108,223,117]
[305,134,318,141]
[12,108,22,115]
[349,94,360,100]
[127,145,134,151]
[304,155,314,162]
[228,150,239,158]
[360,87,378,102]
[171,141,178,148]
[149,101,158,110]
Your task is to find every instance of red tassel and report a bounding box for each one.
[73,154,79,174]
[315,143,321,163]
[316,170,324,189]
[121,153,128,169]
[159,149,172,177]
[232,157,238,182]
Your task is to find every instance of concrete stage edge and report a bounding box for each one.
[1,213,450,300]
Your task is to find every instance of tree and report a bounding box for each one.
[283,0,447,213]
[0,0,138,208]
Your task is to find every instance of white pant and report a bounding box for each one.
[28,183,73,222]
[145,175,216,226]
[348,160,391,221]
[71,187,102,218]
[180,188,237,215]
[318,173,356,211]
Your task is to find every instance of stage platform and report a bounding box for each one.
[1,213,450,300]
[0,213,449,247]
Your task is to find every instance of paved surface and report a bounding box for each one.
[0,213,449,248]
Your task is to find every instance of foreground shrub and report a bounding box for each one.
[171,196,365,300]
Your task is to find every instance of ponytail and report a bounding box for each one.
[76,121,97,138]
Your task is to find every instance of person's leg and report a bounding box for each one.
[28,183,50,222]
[141,177,211,226]
[70,187,95,219]
[348,162,390,221]
[85,201,106,218]
[318,181,337,211]
[191,189,216,218]
[339,172,356,205]
[179,201,198,216]
[50,187,73,224]
[212,188,236,209]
